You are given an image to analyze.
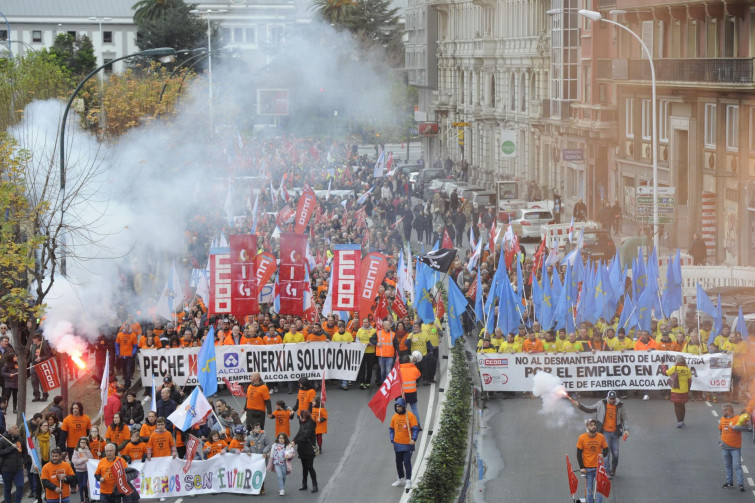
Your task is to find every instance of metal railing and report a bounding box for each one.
[621,58,754,84]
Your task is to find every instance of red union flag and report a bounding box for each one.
[280,233,307,282]
[183,434,202,473]
[565,455,578,495]
[359,252,389,318]
[332,244,361,311]
[35,359,60,392]
[294,188,318,234]
[367,355,403,422]
[596,454,612,497]
[230,234,258,318]
[222,378,245,397]
[391,295,408,319]
[111,457,133,495]
[254,252,277,287]
[275,205,296,229]
[279,280,308,315]
[209,251,231,315]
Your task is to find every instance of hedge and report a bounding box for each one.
[409,338,472,503]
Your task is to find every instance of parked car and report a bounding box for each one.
[408,172,419,191]
[423,178,455,201]
[580,227,616,261]
[417,168,446,196]
[443,181,469,198]
[458,186,485,201]
[470,190,497,211]
[395,164,421,176]
[511,208,554,241]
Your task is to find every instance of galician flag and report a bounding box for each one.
[168,387,213,432]
[156,262,183,320]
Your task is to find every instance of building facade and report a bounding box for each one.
[410,0,755,266]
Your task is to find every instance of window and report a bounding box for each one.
[234,27,243,43]
[583,65,591,103]
[32,30,42,42]
[268,24,284,44]
[659,100,669,143]
[641,99,651,140]
[103,58,114,75]
[704,103,716,148]
[0,30,7,41]
[625,97,634,138]
[726,104,739,151]
[103,31,113,43]
[749,108,755,153]
[67,30,77,39]
[245,27,256,44]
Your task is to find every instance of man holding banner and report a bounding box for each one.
[576,419,609,503]
[41,448,77,503]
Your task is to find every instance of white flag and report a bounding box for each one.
[467,237,483,272]
[373,150,385,178]
[99,352,109,419]
[168,387,213,432]
[223,177,233,226]
[156,262,183,320]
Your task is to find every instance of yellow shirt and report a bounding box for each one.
[614,337,635,350]
[478,346,497,353]
[423,324,439,347]
[355,328,377,353]
[331,331,354,343]
[604,337,621,351]
[682,343,706,355]
[543,341,559,352]
[408,330,430,356]
[555,338,568,352]
[498,341,522,353]
[283,331,305,344]
[561,341,583,353]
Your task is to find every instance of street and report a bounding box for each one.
[475,395,755,501]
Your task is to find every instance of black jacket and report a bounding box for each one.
[293,419,317,459]
[156,398,177,430]
[121,400,145,425]
[0,432,25,472]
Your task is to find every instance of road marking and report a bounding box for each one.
[712,410,719,417]
[706,401,712,407]
[176,498,183,503]
[748,477,754,487]
[743,465,749,474]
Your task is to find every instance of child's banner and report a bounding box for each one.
[87,453,267,500]
[139,342,366,386]
[478,351,733,392]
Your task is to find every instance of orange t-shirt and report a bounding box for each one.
[656,340,677,351]
[228,438,245,451]
[89,437,106,459]
[312,407,328,434]
[41,461,75,500]
[139,336,162,349]
[264,334,282,345]
[130,323,142,337]
[204,440,226,458]
[272,409,292,437]
[634,339,658,351]
[523,339,544,353]
[247,337,265,345]
[147,430,175,457]
[175,430,184,448]
[116,332,138,357]
[306,333,328,342]
[94,457,126,495]
[61,415,92,448]
[720,415,743,448]
[603,403,617,433]
[120,442,147,463]
[321,322,337,337]
[296,389,316,418]
[576,432,607,468]
[245,384,271,411]
[139,422,156,439]
[106,426,131,448]
[390,411,418,445]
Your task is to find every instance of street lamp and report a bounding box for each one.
[332,110,338,141]
[58,47,176,276]
[88,16,113,64]
[577,9,659,255]
[189,8,227,132]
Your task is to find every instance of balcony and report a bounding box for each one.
[597,58,755,86]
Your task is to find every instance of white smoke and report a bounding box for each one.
[9,20,405,355]
[532,371,575,427]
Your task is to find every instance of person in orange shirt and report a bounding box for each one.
[94,444,127,503]
[263,328,282,346]
[203,431,227,459]
[180,329,195,347]
[228,425,247,453]
[522,332,544,353]
[120,429,148,463]
[61,402,92,458]
[311,398,328,453]
[41,448,76,503]
[292,378,316,419]
[139,329,162,349]
[305,324,328,342]
[576,419,609,503]
[656,330,677,351]
[720,403,748,491]
[634,331,658,351]
[245,372,272,430]
[223,325,248,345]
[271,400,294,438]
[246,325,265,345]
[389,398,419,488]
[106,412,131,451]
[399,355,423,430]
[88,426,106,460]
[140,411,158,441]
[146,417,177,460]
[321,316,338,338]
[127,315,142,338]
[115,324,138,388]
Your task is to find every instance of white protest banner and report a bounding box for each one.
[478,351,732,392]
[140,342,366,386]
[87,453,266,500]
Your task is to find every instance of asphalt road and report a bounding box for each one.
[475,395,755,501]
[171,379,434,503]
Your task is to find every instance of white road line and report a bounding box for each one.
[175,498,183,503]
[706,401,712,407]
[748,477,754,487]
[743,465,749,474]
[712,410,719,417]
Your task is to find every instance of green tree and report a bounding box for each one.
[132,0,185,23]
[48,33,97,76]
[135,4,209,63]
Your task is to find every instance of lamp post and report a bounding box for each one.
[58,47,176,276]
[0,9,13,59]
[88,17,113,131]
[577,9,659,255]
[88,16,113,65]
[189,8,226,133]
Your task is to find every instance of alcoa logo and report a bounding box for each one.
[224,353,239,368]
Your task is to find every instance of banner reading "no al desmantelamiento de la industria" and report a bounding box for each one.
[478,351,733,392]
[139,342,366,386]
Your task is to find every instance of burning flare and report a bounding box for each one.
[71,353,87,370]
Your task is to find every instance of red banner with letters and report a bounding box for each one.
[332,245,361,311]
[34,359,60,392]
[367,355,403,422]
[183,434,201,474]
[392,295,408,319]
[254,252,277,287]
[111,457,134,495]
[230,235,258,318]
[209,251,231,316]
[275,205,296,229]
[358,252,388,318]
[278,280,308,316]
[279,233,307,282]
[294,188,318,234]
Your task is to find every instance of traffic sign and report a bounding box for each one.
[453,122,471,127]
[636,186,676,224]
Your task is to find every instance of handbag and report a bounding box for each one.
[669,370,680,389]
[284,444,296,460]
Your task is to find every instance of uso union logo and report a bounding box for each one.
[224,353,240,368]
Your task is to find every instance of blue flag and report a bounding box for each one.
[551,266,562,300]
[414,262,436,324]
[540,267,556,330]
[516,257,524,300]
[635,285,654,332]
[497,277,522,335]
[714,294,723,338]
[696,284,721,344]
[600,265,618,322]
[448,280,469,345]
[734,306,747,336]
[474,265,484,322]
[661,249,683,316]
[198,326,218,396]
[618,295,639,332]
[532,271,543,325]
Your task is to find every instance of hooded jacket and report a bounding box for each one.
[577,397,628,435]
[389,398,419,453]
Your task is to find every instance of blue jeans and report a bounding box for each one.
[378,356,394,383]
[45,498,69,503]
[583,468,603,503]
[394,450,413,479]
[723,447,744,486]
[603,430,620,474]
[274,463,287,491]
[2,470,24,503]
[76,471,89,501]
